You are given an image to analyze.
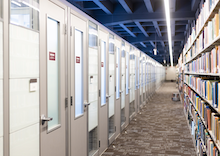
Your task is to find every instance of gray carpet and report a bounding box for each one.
[102,82,196,156]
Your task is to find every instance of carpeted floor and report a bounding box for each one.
[102,82,196,156]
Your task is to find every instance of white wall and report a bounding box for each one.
[165,67,176,81]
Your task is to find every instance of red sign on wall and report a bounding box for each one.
[49,52,55,61]
[116,64,118,68]
[101,62,104,67]
[76,56,80,63]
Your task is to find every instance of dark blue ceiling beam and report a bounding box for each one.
[137,45,181,51]
[118,0,133,14]
[170,0,176,37]
[144,0,154,12]
[135,22,149,37]
[160,41,165,47]
[149,41,155,47]
[140,42,147,48]
[119,24,136,37]
[144,0,165,49]
[83,2,100,10]
[191,0,200,11]
[127,33,184,44]
[95,11,195,26]
[93,0,114,14]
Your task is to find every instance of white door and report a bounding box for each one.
[70,12,87,156]
[40,1,67,156]
[115,38,121,136]
[108,34,116,145]
[121,42,126,130]
[99,29,108,154]
[129,48,135,120]
[88,21,99,156]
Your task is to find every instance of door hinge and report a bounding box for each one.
[115,126,116,132]
[70,26,72,36]
[65,97,68,108]
[99,140,100,148]
[115,86,116,92]
[71,96,73,106]
[99,90,100,97]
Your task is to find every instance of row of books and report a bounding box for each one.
[184,75,220,110]
[183,0,220,53]
[184,9,220,64]
[185,46,220,73]
[184,92,220,155]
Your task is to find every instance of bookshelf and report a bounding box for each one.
[179,0,220,155]
[187,95,220,152]
[183,0,220,56]
[184,34,220,65]
[184,81,219,114]
[184,72,220,76]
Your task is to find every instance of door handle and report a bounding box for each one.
[119,90,122,93]
[106,94,111,98]
[84,101,90,107]
[41,114,53,125]
[128,87,131,90]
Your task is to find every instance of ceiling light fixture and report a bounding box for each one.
[164,0,173,67]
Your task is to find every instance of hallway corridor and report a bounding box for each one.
[102,82,196,156]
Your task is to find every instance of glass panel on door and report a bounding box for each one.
[101,41,106,106]
[135,56,137,90]
[121,43,125,125]
[75,30,84,118]
[116,48,120,99]
[129,50,135,117]
[47,17,60,131]
[139,56,142,105]
[108,34,115,138]
[126,51,129,95]
[88,21,98,155]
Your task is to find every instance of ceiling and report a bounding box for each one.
[67,0,200,65]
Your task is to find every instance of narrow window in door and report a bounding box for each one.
[47,17,60,131]
[75,30,84,117]
[126,51,129,95]
[101,41,106,106]
[116,48,120,99]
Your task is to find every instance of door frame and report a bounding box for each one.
[40,0,68,156]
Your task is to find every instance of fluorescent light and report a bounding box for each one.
[12,1,21,6]
[153,48,157,55]
[22,1,40,12]
[164,0,173,67]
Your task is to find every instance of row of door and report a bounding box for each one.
[0,0,165,156]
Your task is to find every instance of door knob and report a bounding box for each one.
[84,101,90,107]
[41,114,53,125]
[106,94,111,98]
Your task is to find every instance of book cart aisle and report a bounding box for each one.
[178,0,220,155]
